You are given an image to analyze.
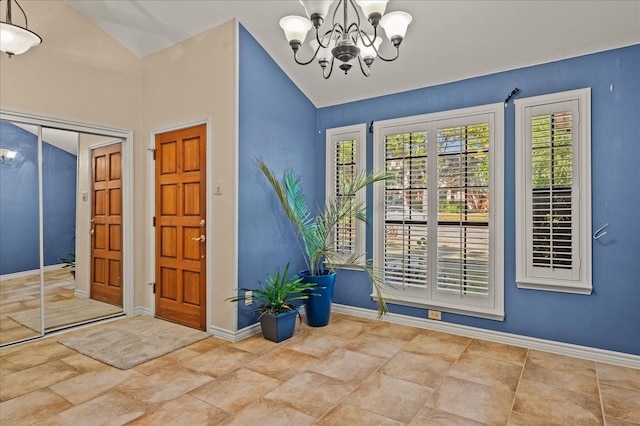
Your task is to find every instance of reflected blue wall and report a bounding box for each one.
[0,121,77,274]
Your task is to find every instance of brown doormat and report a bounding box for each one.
[58,316,210,369]
[8,298,122,332]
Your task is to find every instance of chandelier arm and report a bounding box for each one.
[374,46,400,62]
[356,55,372,77]
[322,56,335,79]
[317,24,343,49]
[293,46,322,66]
[348,0,363,32]
[12,0,28,28]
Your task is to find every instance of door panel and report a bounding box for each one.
[91,143,123,306]
[155,125,206,330]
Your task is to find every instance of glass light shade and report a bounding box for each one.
[299,0,333,19]
[379,11,412,40]
[355,1,388,18]
[0,22,42,56]
[311,38,337,62]
[357,34,382,59]
[279,16,312,43]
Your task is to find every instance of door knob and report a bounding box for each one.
[192,235,206,242]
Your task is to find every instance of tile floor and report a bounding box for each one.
[1,313,639,425]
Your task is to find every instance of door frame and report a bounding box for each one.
[0,108,135,318]
[149,118,212,331]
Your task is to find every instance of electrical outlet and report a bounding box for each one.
[428,310,441,320]
[245,291,252,306]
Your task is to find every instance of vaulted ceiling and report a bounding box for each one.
[66,0,640,107]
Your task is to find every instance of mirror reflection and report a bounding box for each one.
[0,120,124,346]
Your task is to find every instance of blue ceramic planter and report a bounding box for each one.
[259,308,299,342]
[299,270,336,327]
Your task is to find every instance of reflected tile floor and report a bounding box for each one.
[1,313,639,425]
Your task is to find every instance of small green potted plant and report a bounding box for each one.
[58,252,76,279]
[227,263,317,342]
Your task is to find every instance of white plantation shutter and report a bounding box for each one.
[374,104,504,320]
[326,124,366,264]
[515,89,592,294]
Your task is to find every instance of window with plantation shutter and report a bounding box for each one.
[326,124,366,265]
[374,104,504,320]
[515,88,592,294]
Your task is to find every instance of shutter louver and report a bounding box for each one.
[334,139,357,253]
[530,111,573,270]
[436,123,490,297]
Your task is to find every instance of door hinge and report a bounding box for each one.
[148,282,156,294]
[153,216,156,227]
[148,148,156,160]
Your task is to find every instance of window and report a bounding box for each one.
[373,104,504,320]
[326,124,366,265]
[515,88,591,294]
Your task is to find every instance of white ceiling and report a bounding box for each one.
[66,0,640,108]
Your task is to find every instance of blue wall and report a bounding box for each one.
[237,30,639,355]
[0,121,77,274]
[237,25,318,328]
[317,44,640,356]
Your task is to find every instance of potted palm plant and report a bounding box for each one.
[227,263,317,342]
[258,158,389,327]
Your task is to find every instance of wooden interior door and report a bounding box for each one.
[91,143,123,306]
[155,124,207,330]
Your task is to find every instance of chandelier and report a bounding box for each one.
[0,0,42,58]
[279,0,412,78]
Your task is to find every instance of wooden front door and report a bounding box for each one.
[90,143,123,306]
[155,124,207,330]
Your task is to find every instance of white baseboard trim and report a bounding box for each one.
[133,306,152,316]
[209,323,262,342]
[1,264,66,281]
[332,303,640,369]
[74,289,88,298]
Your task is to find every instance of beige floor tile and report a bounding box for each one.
[522,351,599,397]
[402,332,469,362]
[116,367,213,406]
[0,388,72,425]
[464,339,528,365]
[410,406,485,425]
[128,394,228,425]
[50,366,137,405]
[181,345,257,377]
[448,352,523,392]
[39,391,146,425]
[527,349,596,374]
[603,415,640,426]
[133,347,201,376]
[427,376,515,425]
[60,353,111,373]
[246,347,319,381]
[600,383,640,424]
[316,403,404,426]
[284,332,350,358]
[307,349,385,385]
[346,372,433,423]
[190,367,281,413]
[367,322,421,341]
[597,362,640,391]
[0,359,80,401]
[508,410,566,425]
[220,399,315,426]
[184,336,228,353]
[228,333,280,355]
[0,357,20,377]
[380,350,453,389]
[314,317,372,339]
[264,371,356,418]
[512,378,603,425]
[3,340,77,369]
[345,332,407,359]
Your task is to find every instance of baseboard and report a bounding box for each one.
[133,306,152,316]
[332,303,640,369]
[1,264,66,281]
[73,289,88,298]
[209,323,261,342]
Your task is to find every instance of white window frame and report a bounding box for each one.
[373,103,504,320]
[326,123,367,267]
[515,88,592,294]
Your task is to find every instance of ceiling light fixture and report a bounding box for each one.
[0,0,42,58]
[0,148,17,165]
[280,0,411,79]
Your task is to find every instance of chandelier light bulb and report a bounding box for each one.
[299,0,333,26]
[379,11,412,46]
[279,15,312,44]
[355,0,388,24]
